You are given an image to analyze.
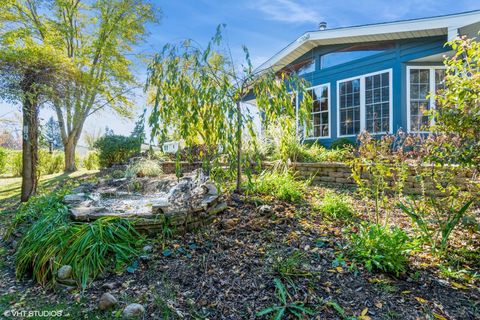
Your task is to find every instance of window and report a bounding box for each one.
[307,84,330,138]
[297,60,315,75]
[365,72,390,133]
[407,67,446,132]
[338,79,360,135]
[337,69,392,137]
[321,42,395,69]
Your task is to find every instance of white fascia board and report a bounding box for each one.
[258,10,480,72]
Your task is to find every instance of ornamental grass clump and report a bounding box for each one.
[14,193,144,288]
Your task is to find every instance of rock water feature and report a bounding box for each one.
[65,170,227,234]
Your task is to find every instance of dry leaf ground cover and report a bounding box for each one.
[0,178,479,319]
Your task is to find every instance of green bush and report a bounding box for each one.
[82,151,100,170]
[246,170,307,203]
[38,150,64,175]
[94,134,141,168]
[0,147,7,174]
[111,169,125,179]
[126,158,162,177]
[349,223,410,276]
[14,191,144,288]
[319,192,354,220]
[330,138,355,150]
[7,150,23,176]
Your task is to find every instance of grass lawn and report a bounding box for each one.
[0,170,98,211]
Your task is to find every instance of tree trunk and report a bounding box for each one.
[235,101,242,193]
[64,139,77,172]
[21,91,39,202]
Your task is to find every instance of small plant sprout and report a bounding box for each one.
[257,278,314,319]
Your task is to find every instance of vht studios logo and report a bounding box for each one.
[3,309,64,318]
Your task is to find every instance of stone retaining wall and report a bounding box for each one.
[263,161,479,195]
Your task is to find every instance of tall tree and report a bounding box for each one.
[1,0,159,171]
[146,27,313,191]
[0,45,74,201]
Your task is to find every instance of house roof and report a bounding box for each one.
[257,10,480,72]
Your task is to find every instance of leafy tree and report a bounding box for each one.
[0,45,74,201]
[431,35,480,167]
[146,26,312,191]
[1,0,159,172]
[40,116,63,153]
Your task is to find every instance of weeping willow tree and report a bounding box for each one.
[146,26,312,192]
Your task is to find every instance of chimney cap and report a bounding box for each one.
[318,22,327,31]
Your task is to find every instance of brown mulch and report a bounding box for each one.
[1,189,479,319]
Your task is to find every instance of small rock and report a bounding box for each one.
[122,303,145,318]
[57,265,73,280]
[10,240,17,250]
[142,245,153,253]
[222,218,238,230]
[99,293,118,310]
[64,193,86,204]
[101,282,117,290]
[258,205,273,216]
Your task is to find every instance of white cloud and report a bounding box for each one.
[252,0,322,24]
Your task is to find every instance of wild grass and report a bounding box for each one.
[318,192,355,221]
[245,170,308,203]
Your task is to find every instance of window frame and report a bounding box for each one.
[336,68,393,138]
[406,65,446,133]
[303,83,331,140]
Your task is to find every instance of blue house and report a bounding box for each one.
[256,10,480,146]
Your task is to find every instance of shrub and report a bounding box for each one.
[14,193,144,288]
[7,150,23,176]
[111,169,125,179]
[126,158,163,177]
[83,151,100,170]
[319,192,354,220]
[245,170,307,203]
[0,147,7,174]
[330,138,355,150]
[94,134,141,168]
[349,223,410,276]
[38,150,64,175]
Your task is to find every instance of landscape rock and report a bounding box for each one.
[64,193,86,204]
[98,293,118,310]
[122,303,145,318]
[142,245,153,253]
[57,265,73,280]
[101,282,117,290]
[258,205,273,216]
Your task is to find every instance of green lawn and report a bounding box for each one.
[0,170,98,211]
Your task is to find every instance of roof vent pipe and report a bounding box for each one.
[318,22,327,31]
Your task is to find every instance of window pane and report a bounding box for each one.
[365,72,390,134]
[339,79,360,135]
[308,85,329,138]
[409,69,431,131]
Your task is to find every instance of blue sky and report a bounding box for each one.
[1,0,479,143]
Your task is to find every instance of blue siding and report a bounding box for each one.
[289,36,450,147]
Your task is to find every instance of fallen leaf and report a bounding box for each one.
[415,297,427,304]
[451,282,468,290]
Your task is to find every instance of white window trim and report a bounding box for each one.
[336,68,393,138]
[304,83,331,140]
[406,65,446,133]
